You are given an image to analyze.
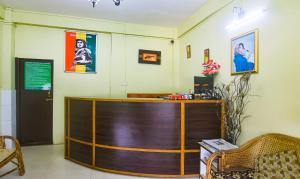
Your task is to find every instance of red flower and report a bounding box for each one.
[202,59,221,75]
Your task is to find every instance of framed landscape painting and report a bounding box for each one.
[231,30,258,75]
[138,49,161,65]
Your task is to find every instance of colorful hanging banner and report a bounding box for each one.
[65,31,97,73]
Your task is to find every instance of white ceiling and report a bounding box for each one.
[0,0,207,27]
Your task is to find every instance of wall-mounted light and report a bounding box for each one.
[233,7,245,20]
[226,8,265,31]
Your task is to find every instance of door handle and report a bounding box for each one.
[45,98,53,102]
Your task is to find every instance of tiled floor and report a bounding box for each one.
[1,145,198,179]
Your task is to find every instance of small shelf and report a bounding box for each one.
[200,174,205,179]
[199,140,238,178]
[200,160,218,171]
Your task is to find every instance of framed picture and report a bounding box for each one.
[65,31,97,73]
[138,50,161,65]
[204,49,210,64]
[186,45,191,59]
[231,30,258,75]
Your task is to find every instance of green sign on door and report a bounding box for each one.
[24,62,52,90]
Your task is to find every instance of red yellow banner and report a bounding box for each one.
[65,31,97,73]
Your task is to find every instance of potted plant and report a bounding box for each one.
[216,73,252,144]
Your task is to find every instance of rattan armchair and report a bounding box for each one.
[206,133,300,179]
[0,136,25,177]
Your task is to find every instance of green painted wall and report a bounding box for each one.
[0,21,3,88]
[0,5,4,19]
[178,0,300,144]
[14,24,175,144]
[0,9,15,90]
[0,7,178,141]
[177,0,234,37]
[12,9,176,39]
[2,0,300,144]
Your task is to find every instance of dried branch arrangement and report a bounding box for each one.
[217,73,251,144]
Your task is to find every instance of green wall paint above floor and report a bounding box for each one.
[1,0,300,145]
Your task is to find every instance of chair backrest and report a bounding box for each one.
[257,133,300,159]
[222,133,300,169]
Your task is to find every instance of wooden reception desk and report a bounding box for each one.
[64,97,224,177]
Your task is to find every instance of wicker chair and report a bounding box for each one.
[0,136,25,177]
[206,133,300,179]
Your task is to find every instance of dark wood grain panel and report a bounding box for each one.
[65,97,223,177]
[70,141,92,165]
[185,152,200,175]
[185,103,221,149]
[65,98,68,137]
[65,139,68,158]
[95,102,181,149]
[70,99,93,142]
[95,147,180,175]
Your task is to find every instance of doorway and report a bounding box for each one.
[15,58,53,146]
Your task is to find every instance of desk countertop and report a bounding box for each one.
[65,96,223,103]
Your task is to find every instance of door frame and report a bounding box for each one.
[15,57,54,145]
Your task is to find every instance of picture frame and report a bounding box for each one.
[65,31,97,73]
[186,45,191,59]
[231,29,259,75]
[138,49,161,65]
[204,48,210,64]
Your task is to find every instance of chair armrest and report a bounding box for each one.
[217,144,260,170]
[205,142,259,178]
[206,152,222,179]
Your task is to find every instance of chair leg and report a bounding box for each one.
[16,150,25,176]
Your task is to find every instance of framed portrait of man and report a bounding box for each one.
[65,31,97,73]
[231,30,258,75]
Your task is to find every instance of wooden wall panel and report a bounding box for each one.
[70,141,92,165]
[65,139,69,157]
[70,100,93,142]
[95,102,181,149]
[65,98,68,137]
[184,152,200,175]
[95,147,181,175]
[185,103,221,149]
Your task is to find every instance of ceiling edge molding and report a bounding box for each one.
[11,9,176,39]
[177,0,236,38]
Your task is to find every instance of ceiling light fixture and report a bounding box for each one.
[89,0,99,8]
[89,0,122,8]
[113,0,121,6]
[226,8,265,31]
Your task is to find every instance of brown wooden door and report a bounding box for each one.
[16,58,53,146]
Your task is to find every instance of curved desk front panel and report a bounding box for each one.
[65,97,224,177]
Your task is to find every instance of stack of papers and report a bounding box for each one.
[202,139,238,151]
